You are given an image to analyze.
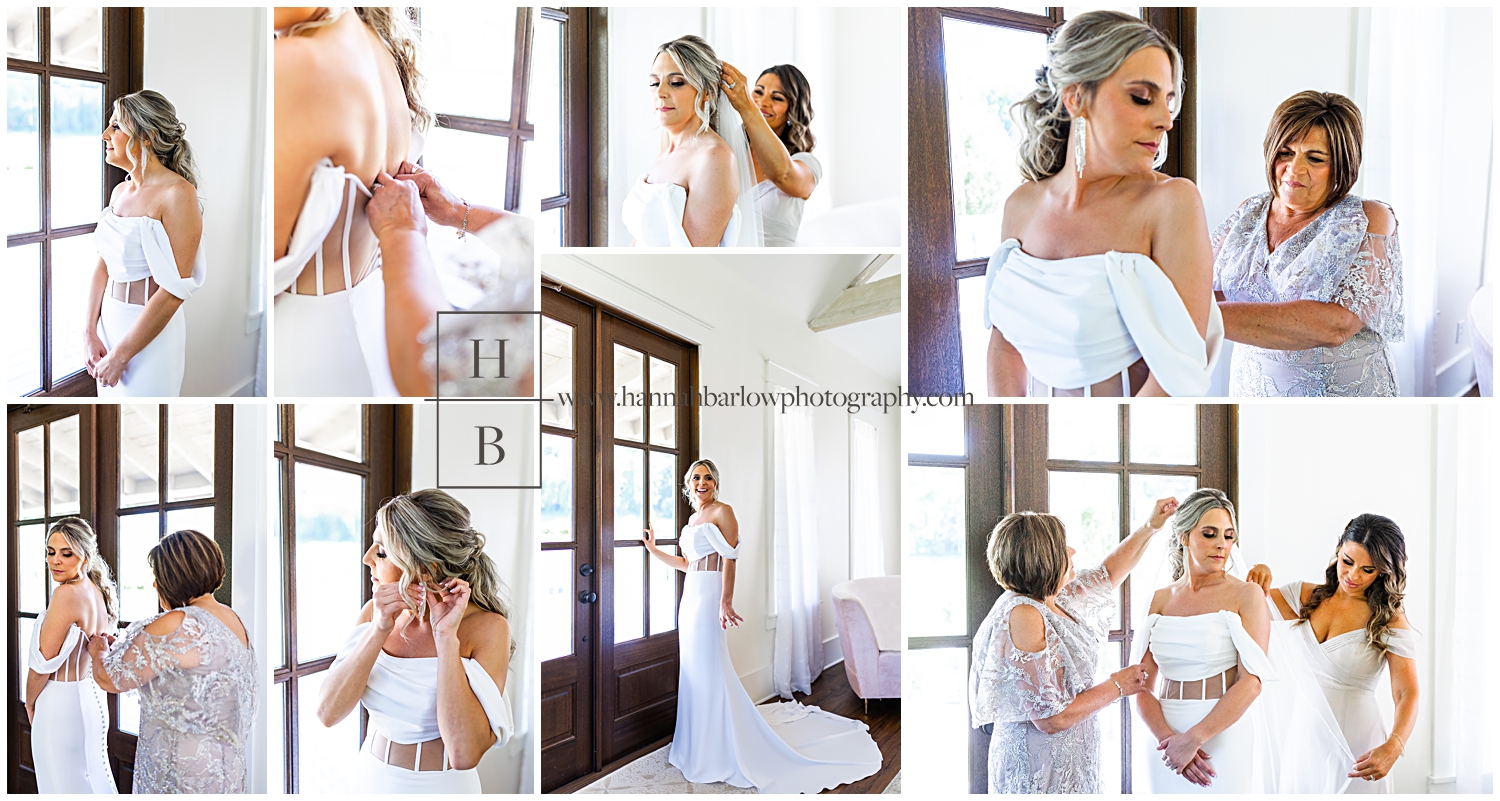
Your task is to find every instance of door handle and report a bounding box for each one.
[580,563,594,577]
[578,590,598,604]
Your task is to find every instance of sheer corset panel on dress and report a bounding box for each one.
[1160,665,1237,700]
[680,522,738,571]
[110,276,161,306]
[28,608,94,682]
[49,638,91,682]
[287,174,378,296]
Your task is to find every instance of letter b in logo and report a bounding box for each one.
[476,426,505,465]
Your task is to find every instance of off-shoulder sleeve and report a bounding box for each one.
[1105,252,1225,396]
[1382,628,1419,660]
[791,152,823,187]
[1330,223,1405,342]
[140,217,206,300]
[982,239,1022,330]
[274,159,357,294]
[28,612,83,674]
[1222,610,1277,682]
[330,622,373,667]
[460,658,514,748]
[970,598,1075,727]
[1277,580,1305,616]
[102,611,201,693]
[703,524,738,559]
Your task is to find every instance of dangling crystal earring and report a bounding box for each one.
[417,590,427,623]
[1154,131,1169,170]
[1074,117,1088,178]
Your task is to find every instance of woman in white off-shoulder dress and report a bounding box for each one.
[84,90,205,397]
[641,460,882,793]
[984,11,1221,397]
[26,519,117,794]
[318,490,514,793]
[1250,514,1420,793]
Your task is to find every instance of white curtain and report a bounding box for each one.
[772,388,823,698]
[849,418,884,579]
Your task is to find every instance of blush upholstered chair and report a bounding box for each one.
[831,576,900,709]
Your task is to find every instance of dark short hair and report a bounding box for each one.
[148,529,225,611]
[1263,90,1363,211]
[986,512,1070,600]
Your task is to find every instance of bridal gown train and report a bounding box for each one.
[28,603,115,794]
[669,522,882,793]
[1137,611,1277,794]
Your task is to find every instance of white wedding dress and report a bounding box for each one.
[1136,611,1276,794]
[622,177,743,247]
[28,602,115,794]
[984,239,1224,396]
[332,622,513,793]
[93,205,206,397]
[670,522,882,793]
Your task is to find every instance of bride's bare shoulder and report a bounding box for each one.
[1140,174,1205,220]
[1000,180,1045,241]
[1148,585,1173,615]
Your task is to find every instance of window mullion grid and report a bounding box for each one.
[505,7,534,212]
[157,406,169,538]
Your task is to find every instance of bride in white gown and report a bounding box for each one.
[26,519,117,794]
[640,460,881,793]
[1250,514,1420,793]
[622,35,762,248]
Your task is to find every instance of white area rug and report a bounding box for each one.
[574,745,752,794]
[882,772,901,794]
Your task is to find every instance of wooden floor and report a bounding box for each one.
[789,664,900,795]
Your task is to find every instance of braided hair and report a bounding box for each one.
[114,90,201,188]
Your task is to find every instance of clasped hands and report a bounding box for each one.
[84,331,128,387]
[1158,730,1216,787]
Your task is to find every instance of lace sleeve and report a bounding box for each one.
[102,611,201,693]
[1330,228,1405,342]
[1057,565,1116,635]
[970,598,1074,726]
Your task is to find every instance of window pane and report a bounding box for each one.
[49,415,80,516]
[525,14,562,200]
[943,19,1047,261]
[613,544,644,643]
[49,232,94,382]
[1064,6,1140,20]
[50,7,102,71]
[19,523,46,614]
[421,128,509,299]
[18,426,44,518]
[118,511,159,622]
[541,434,573,543]
[167,404,214,501]
[421,6,515,121]
[905,405,964,456]
[294,463,364,662]
[268,682,287,794]
[270,460,285,669]
[119,682,140,734]
[648,357,676,447]
[540,317,573,429]
[49,76,104,228]
[614,444,643,541]
[1129,403,1197,465]
[8,9,38,60]
[537,547,573,662]
[120,404,160,507]
[297,671,360,794]
[1128,473,1198,625]
[904,465,966,637]
[1048,403,1119,461]
[649,451,676,535]
[8,242,41,395]
[905,647,969,795]
[166,506,213,540]
[1094,638,1124,793]
[18,617,36,700]
[294,403,362,462]
[1048,471,1120,588]
[956,275,989,396]
[649,543,677,636]
[613,346,644,442]
[7,71,40,233]
[539,206,562,247]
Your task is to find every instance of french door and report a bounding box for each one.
[540,287,698,791]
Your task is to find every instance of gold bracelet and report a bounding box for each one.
[457,199,471,240]
[1389,731,1405,756]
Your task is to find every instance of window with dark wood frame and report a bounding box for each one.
[270,404,404,794]
[907,8,1196,396]
[550,7,606,246]
[8,402,234,793]
[7,8,141,397]
[907,403,1232,793]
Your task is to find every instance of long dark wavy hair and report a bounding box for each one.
[1297,514,1407,658]
[758,64,815,155]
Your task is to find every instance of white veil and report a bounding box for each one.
[713,90,765,248]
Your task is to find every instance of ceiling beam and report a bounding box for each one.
[847,253,894,288]
[808,274,900,332]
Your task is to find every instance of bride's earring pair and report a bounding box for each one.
[1074,117,1088,178]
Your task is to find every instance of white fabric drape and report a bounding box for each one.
[772,389,823,698]
[849,419,884,579]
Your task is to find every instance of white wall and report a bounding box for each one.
[411,405,535,794]
[144,8,265,396]
[230,403,268,793]
[543,254,902,702]
[605,7,905,246]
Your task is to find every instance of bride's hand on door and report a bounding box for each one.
[719,601,743,630]
[641,526,657,551]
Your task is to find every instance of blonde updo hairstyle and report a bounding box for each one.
[288,7,433,132]
[114,90,200,189]
[680,458,721,509]
[47,517,119,626]
[655,34,724,136]
[1167,488,1238,581]
[376,489,513,653]
[1011,10,1183,182]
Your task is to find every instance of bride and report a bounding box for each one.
[1134,489,1273,793]
[623,35,761,247]
[273,7,445,396]
[85,90,205,396]
[984,10,1221,397]
[26,519,117,794]
[640,460,881,792]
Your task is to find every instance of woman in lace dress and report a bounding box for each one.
[88,529,256,793]
[1249,514,1419,792]
[968,498,1177,793]
[1214,91,1404,396]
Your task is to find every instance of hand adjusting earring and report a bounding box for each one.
[1074,117,1088,179]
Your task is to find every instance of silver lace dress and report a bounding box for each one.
[969,565,1114,794]
[1213,193,1405,396]
[102,606,258,793]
